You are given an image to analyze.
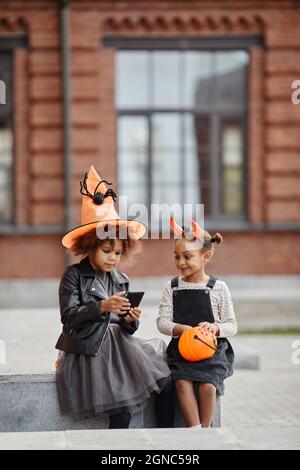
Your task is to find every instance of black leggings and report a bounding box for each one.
[108,377,175,429]
[109,411,131,429]
[155,376,175,428]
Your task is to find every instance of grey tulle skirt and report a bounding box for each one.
[56,324,171,419]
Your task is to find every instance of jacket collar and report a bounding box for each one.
[78,256,129,287]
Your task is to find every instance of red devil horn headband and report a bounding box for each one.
[192,220,204,239]
[170,217,183,236]
[170,217,204,239]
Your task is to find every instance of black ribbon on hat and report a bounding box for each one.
[80,172,117,205]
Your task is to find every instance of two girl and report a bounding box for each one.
[55,166,237,429]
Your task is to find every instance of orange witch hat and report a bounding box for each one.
[62,165,147,249]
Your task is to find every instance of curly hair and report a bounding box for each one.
[70,227,142,266]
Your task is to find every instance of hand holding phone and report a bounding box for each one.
[124,291,145,308]
[100,292,131,315]
[119,291,145,318]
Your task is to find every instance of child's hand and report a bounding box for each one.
[122,307,142,323]
[198,322,220,337]
[173,324,192,336]
[100,293,131,315]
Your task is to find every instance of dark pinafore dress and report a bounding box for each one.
[166,275,235,396]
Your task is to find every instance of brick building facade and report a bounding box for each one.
[0,0,300,280]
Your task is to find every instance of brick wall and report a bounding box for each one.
[0,0,299,279]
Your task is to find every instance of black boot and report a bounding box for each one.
[155,377,175,428]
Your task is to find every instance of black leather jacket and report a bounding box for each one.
[55,256,139,356]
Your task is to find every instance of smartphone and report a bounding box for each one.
[119,291,145,318]
[124,291,145,308]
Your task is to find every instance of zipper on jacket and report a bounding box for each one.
[95,313,110,355]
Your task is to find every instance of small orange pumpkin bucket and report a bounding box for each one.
[178,327,217,362]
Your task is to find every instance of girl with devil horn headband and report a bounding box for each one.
[55,166,174,429]
[157,217,238,428]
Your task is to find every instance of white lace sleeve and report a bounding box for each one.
[156,282,176,336]
[215,281,238,338]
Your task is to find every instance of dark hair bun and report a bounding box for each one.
[211,232,223,245]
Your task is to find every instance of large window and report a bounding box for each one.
[115,47,248,222]
[0,51,13,224]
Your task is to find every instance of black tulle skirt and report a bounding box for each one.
[56,324,171,418]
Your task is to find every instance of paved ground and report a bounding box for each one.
[222,335,300,428]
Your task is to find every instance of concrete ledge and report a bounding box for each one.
[1,426,299,450]
[0,280,59,308]
[1,275,300,309]
[230,339,260,370]
[0,428,237,450]
[0,373,221,432]
[1,276,299,334]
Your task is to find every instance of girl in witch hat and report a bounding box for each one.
[55,165,174,429]
[157,218,237,428]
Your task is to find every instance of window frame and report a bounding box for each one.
[110,36,262,226]
[0,36,27,228]
[0,45,14,225]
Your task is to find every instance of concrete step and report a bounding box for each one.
[0,426,299,450]
[0,373,221,432]
[130,276,300,331]
[1,276,299,331]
